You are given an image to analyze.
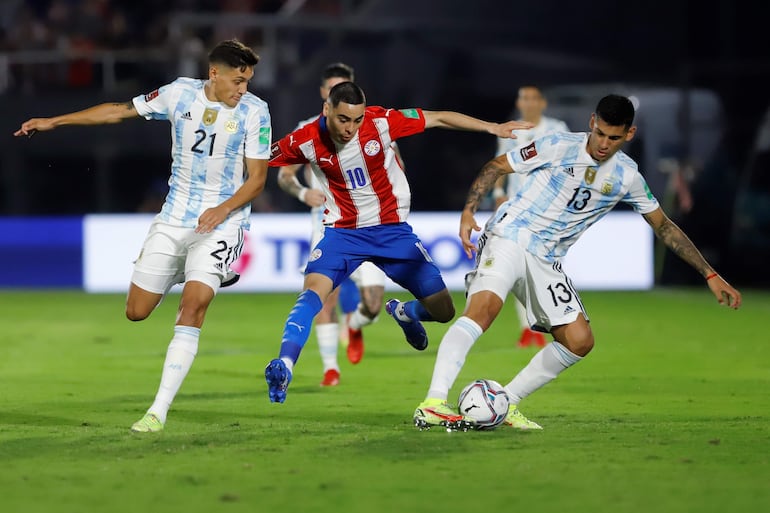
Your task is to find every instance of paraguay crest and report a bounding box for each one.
[364,140,381,156]
[585,167,597,185]
[202,108,218,126]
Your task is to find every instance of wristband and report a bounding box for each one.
[298,187,309,203]
[705,273,718,281]
[492,187,506,199]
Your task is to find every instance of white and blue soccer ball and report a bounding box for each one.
[457,379,510,430]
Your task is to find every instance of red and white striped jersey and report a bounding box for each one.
[270,106,426,228]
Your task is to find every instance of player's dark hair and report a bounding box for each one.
[327,82,366,107]
[321,62,355,84]
[595,94,635,128]
[208,39,259,71]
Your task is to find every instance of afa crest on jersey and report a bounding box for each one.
[225,119,239,133]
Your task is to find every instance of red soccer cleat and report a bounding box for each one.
[346,324,364,364]
[320,368,340,387]
[517,327,547,348]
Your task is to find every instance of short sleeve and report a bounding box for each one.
[244,103,272,160]
[622,172,660,214]
[269,128,309,167]
[132,82,175,121]
[506,138,552,175]
[380,107,426,140]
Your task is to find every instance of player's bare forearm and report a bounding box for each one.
[463,156,511,215]
[647,211,713,277]
[277,165,305,197]
[424,111,532,137]
[196,160,268,233]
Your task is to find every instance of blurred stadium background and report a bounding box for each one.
[1,0,768,289]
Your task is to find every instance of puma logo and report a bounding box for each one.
[287,322,304,333]
[463,404,480,413]
[319,155,335,165]
[289,134,295,146]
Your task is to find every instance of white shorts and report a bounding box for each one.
[131,219,244,295]
[350,261,386,288]
[465,233,587,332]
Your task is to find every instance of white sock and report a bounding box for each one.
[316,322,339,372]
[504,341,582,404]
[426,316,483,401]
[515,299,529,330]
[348,305,376,330]
[148,325,200,424]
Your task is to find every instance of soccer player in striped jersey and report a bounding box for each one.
[14,40,272,432]
[414,94,742,431]
[492,85,570,349]
[265,81,533,403]
[277,62,390,387]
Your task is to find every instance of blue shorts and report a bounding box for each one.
[305,223,446,299]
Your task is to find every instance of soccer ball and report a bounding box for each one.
[457,379,510,430]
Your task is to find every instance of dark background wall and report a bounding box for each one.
[1,0,768,286]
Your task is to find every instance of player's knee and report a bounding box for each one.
[125,304,151,322]
[567,329,594,357]
[361,288,384,316]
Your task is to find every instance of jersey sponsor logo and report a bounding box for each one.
[601,181,614,195]
[144,89,159,102]
[585,167,597,185]
[363,140,381,156]
[308,248,322,262]
[225,119,239,133]
[520,142,537,161]
[180,111,192,121]
[319,155,335,165]
[399,108,420,119]
[202,108,218,126]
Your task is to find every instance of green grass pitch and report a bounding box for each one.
[1,288,768,513]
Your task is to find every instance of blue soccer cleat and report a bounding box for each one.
[265,358,292,403]
[385,299,428,351]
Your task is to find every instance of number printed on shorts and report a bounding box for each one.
[210,240,233,262]
[546,282,573,307]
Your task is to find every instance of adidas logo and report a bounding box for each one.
[563,305,575,315]
[180,112,192,120]
[564,166,574,176]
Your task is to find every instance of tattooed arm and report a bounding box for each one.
[14,101,139,136]
[460,154,513,258]
[643,207,742,309]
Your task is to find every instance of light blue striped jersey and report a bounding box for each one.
[132,78,272,229]
[496,115,569,198]
[486,131,659,261]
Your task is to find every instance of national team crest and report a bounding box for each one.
[585,167,597,185]
[601,181,613,195]
[224,119,239,133]
[364,140,381,156]
[202,108,218,126]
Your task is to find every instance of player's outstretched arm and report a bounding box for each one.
[423,111,533,138]
[459,155,513,258]
[277,164,325,207]
[643,207,742,309]
[13,102,139,136]
[196,158,269,233]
